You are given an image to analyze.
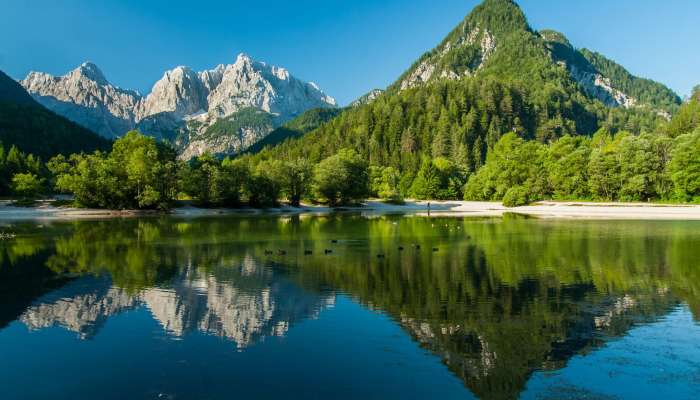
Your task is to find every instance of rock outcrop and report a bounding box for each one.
[21,54,337,155]
[21,62,141,139]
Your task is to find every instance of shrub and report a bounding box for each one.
[502,186,530,207]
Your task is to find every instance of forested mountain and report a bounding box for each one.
[250,0,679,184]
[244,108,342,154]
[666,88,700,137]
[0,70,111,159]
[541,30,681,115]
[0,70,38,106]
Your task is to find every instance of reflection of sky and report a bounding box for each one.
[522,305,700,400]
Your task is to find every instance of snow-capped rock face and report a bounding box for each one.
[207,53,336,120]
[21,62,141,138]
[20,54,337,153]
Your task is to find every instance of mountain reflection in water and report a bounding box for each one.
[1,215,699,400]
[19,258,335,347]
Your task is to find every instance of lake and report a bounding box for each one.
[1,214,699,400]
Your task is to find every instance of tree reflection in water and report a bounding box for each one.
[1,214,699,399]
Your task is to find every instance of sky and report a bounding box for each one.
[1,0,697,106]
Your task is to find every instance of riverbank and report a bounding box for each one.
[1,199,700,221]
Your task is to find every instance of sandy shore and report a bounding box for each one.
[0,199,699,221]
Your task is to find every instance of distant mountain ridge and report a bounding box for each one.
[20,54,337,157]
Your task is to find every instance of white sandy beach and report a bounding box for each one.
[1,199,700,221]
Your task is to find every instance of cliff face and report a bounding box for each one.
[21,54,336,156]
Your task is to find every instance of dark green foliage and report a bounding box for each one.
[202,108,276,140]
[245,108,342,154]
[49,131,178,209]
[246,0,672,201]
[180,154,248,207]
[278,159,313,207]
[0,70,111,159]
[464,133,547,202]
[666,98,700,138]
[465,124,698,205]
[0,70,37,106]
[247,160,285,207]
[11,173,44,199]
[180,154,314,208]
[0,101,111,160]
[669,129,700,202]
[0,143,46,196]
[313,149,369,206]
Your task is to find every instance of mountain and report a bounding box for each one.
[254,0,680,175]
[350,89,384,107]
[0,70,38,106]
[0,70,111,159]
[244,108,343,154]
[21,62,141,139]
[540,30,681,115]
[20,54,337,157]
[393,0,678,115]
[178,107,277,160]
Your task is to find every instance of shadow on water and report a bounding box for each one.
[1,215,699,399]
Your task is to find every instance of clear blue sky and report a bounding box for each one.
[1,0,697,105]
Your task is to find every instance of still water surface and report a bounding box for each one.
[1,214,699,399]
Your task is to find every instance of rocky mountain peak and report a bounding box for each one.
[539,30,572,49]
[392,0,679,116]
[20,54,336,155]
[74,61,109,85]
[351,89,384,107]
[21,62,141,138]
[235,52,253,65]
[198,64,226,93]
[138,65,207,120]
[395,0,531,91]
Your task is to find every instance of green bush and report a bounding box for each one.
[502,186,530,207]
[11,173,44,198]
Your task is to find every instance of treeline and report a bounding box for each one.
[0,143,45,198]
[38,131,371,209]
[5,91,699,210]
[464,93,700,206]
[465,129,700,206]
[251,77,666,192]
